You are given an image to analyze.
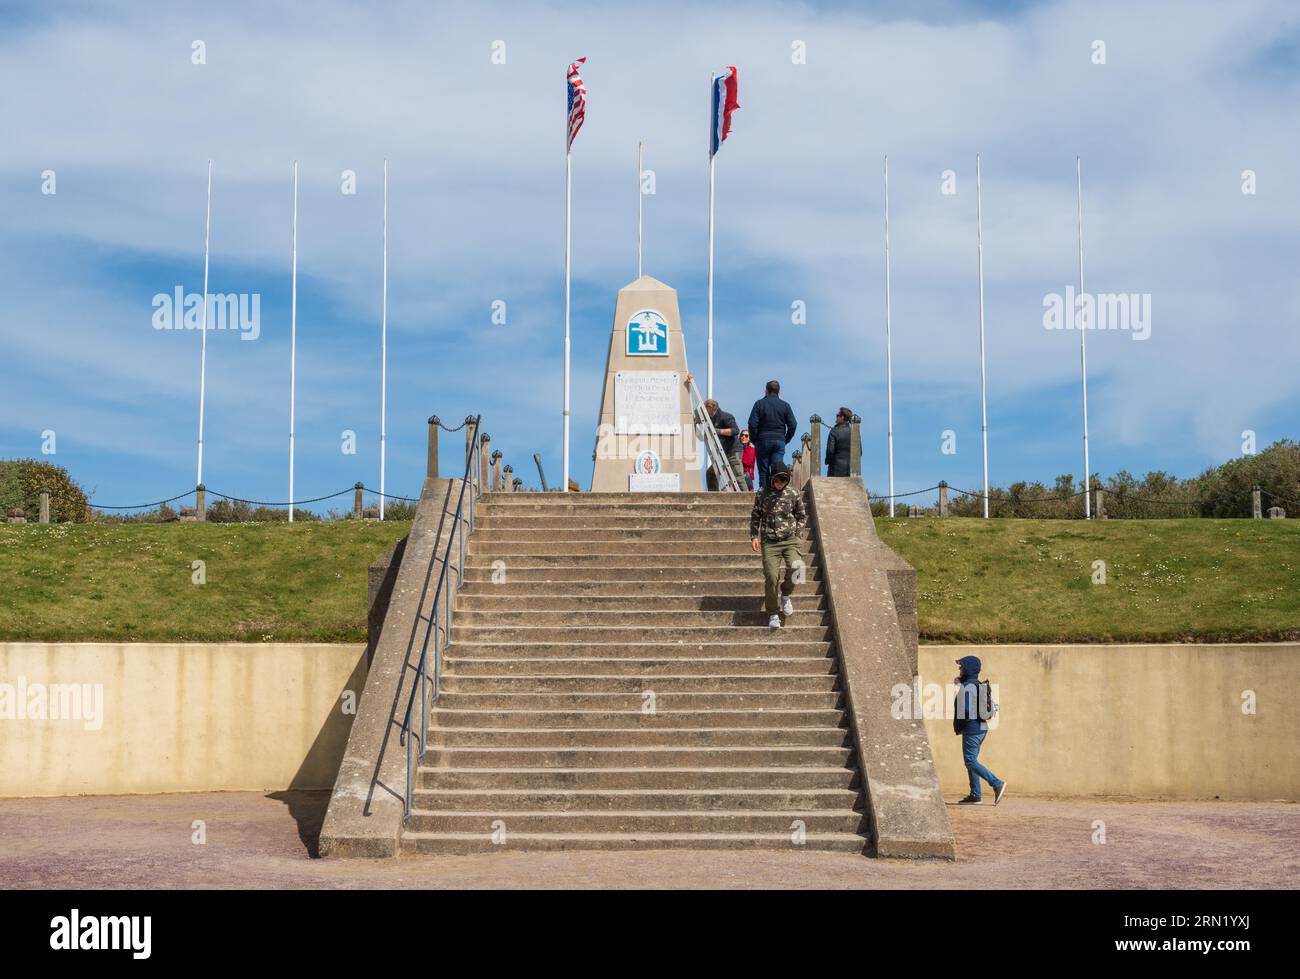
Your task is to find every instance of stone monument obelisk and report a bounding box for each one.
[590,275,702,492]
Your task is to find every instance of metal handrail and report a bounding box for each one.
[400,414,482,823]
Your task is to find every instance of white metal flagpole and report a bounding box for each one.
[380,158,389,520]
[289,160,299,523]
[196,160,212,488]
[883,155,895,518]
[637,141,644,279]
[563,146,572,493]
[706,77,716,401]
[975,154,989,519]
[1076,155,1092,519]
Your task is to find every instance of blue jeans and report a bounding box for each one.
[755,441,786,489]
[962,731,1003,799]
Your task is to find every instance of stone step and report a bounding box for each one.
[472,527,787,543]
[447,640,833,658]
[447,656,836,676]
[453,610,832,628]
[451,625,833,644]
[480,493,755,507]
[424,745,855,767]
[417,766,858,791]
[399,831,866,854]
[425,727,849,748]
[477,515,759,530]
[469,541,809,556]
[440,673,841,692]
[457,580,826,597]
[402,810,864,835]
[430,707,845,729]
[435,691,841,710]
[457,595,828,613]
[411,787,861,811]
[461,566,821,582]
[463,554,804,568]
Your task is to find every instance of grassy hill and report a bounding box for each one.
[0,521,411,643]
[876,517,1300,643]
[1,517,1297,644]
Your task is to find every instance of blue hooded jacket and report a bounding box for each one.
[953,655,988,735]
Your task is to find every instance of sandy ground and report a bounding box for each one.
[1,791,1296,889]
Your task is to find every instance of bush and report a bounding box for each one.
[0,459,90,522]
[205,499,322,522]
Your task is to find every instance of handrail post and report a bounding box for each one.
[404,721,413,823]
[464,416,476,473]
[849,414,862,477]
[809,414,822,478]
[427,416,440,479]
[491,450,503,492]
[444,558,453,636]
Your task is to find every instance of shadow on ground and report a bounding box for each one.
[267,790,331,858]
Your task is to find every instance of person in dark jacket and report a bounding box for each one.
[749,463,805,628]
[746,380,797,489]
[824,407,853,477]
[702,399,746,491]
[953,655,1007,805]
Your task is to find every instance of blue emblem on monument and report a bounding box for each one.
[626,309,669,356]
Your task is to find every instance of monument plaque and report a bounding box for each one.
[614,371,680,435]
[629,473,681,492]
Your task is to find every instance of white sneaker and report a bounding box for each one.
[768,614,782,629]
[781,596,794,616]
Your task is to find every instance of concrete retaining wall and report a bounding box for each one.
[921,644,1300,801]
[3,641,1294,803]
[0,641,365,797]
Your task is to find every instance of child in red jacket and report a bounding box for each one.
[740,430,756,490]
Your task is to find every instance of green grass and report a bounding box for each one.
[2,518,1297,644]
[876,518,1300,643]
[0,521,411,643]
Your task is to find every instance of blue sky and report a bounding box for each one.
[2,0,1298,511]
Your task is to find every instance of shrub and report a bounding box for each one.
[0,459,90,522]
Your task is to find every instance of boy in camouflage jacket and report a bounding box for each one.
[748,464,806,628]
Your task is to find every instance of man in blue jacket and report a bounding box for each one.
[746,380,797,489]
[953,655,1008,805]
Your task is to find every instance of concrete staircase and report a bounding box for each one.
[400,491,869,854]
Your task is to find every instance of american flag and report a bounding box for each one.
[567,57,587,151]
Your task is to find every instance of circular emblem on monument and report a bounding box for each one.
[626,309,670,356]
[634,449,662,475]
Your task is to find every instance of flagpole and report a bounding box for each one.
[196,159,212,488]
[975,154,989,519]
[706,73,716,400]
[883,155,895,518]
[1076,155,1091,519]
[637,141,644,278]
[563,146,572,493]
[380,158,389,520]
[288,160,299,523]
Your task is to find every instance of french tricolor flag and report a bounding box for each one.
[709,67,740,158]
